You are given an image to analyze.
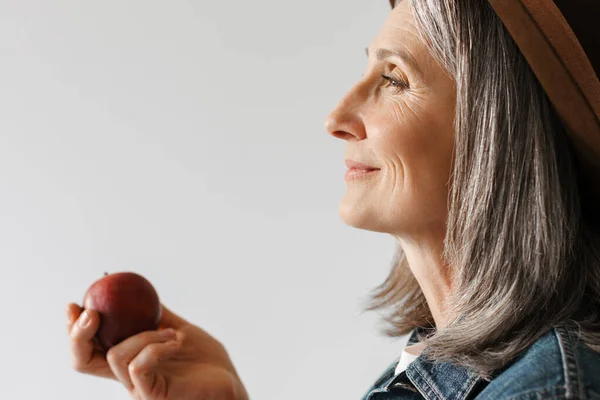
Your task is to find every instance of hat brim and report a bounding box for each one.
[488,0,600,197]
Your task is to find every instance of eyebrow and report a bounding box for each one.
[365,47,423,76]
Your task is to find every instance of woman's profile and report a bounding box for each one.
[66,0,600,398]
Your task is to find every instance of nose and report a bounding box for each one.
[324,83,367,141]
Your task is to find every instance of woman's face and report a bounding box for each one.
[325,0,456,237]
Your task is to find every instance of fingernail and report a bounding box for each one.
[160,328,176,338]
[78,310,90,328]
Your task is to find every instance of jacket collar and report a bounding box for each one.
[403,352,484,400]
[385,328,487,400]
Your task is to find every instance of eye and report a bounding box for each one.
[381,74,409,93]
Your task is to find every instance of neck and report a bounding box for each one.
[394,229,454,329]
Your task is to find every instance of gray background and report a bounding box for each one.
[0,0,410,398]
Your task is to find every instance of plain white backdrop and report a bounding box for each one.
[0,0,411,398]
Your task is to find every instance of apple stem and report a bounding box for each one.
[104,272,108,276]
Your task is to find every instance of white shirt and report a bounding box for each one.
[394,341,427,376]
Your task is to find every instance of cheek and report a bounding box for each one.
[369,101,454,202]
[369,98,432,175]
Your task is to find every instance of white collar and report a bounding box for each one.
[394,341,427,376]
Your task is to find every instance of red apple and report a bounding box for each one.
[82,271,162,352]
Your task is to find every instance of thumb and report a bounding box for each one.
[158,304,188,329]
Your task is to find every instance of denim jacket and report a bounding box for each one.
[361,324,600,399]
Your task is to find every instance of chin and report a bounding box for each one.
[338,201,385,233]
[338,207,365,229]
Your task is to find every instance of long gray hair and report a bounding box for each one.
[364,0,600,379]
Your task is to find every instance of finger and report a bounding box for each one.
[69,308,100,369]
[66,303,83,334]
[69,308,113,378]
[130,339,181,400]
[106,328,177,391]
[158,304,187,329]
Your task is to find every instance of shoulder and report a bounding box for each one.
[476,325,600,400]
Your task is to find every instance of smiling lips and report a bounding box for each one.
[345,160,380,181]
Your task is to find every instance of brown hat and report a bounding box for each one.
[487,0,600,207]
[389,0,600,222]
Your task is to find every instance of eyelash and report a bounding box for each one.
[381,74,409,92]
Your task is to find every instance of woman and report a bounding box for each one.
[66,0,600,399]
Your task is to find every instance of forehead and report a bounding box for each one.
[369,1,425,59]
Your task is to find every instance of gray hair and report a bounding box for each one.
[364,0,600,379]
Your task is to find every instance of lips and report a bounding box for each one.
[345,160,380,171]
[344,160,380,181]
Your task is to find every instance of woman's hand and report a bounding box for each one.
[66,303,249,400]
